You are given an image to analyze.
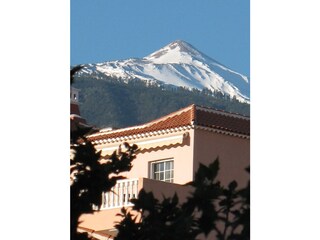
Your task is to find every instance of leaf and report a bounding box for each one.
[228,180,238,191]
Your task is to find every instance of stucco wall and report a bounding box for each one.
[193,129,250,188]
[142,177,192,203]
[80,128,249,235]
[79,207,125,231]
[116,130,195,185]
[79,177,192,231]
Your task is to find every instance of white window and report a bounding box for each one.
[150,159,174,183]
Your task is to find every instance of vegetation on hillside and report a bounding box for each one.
[72,76,250,128]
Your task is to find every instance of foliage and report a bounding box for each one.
[70,140,138,240]
[72,76,250,128]
[70,66,138,240]
[115,159,250,240]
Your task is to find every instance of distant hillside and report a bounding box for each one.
[72,76,250,129]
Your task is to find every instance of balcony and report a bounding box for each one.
[93,177,192,210]
[99,178,139,210]
[82,178,192,231]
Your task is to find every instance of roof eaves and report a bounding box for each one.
[88,105,195,141]
[91,125,193,145]
[195,105,250,120]
[194,125,250,139]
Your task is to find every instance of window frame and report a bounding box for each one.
[149,158,174,183]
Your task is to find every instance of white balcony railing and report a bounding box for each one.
[99,178,139,210]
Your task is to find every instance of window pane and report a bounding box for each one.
[165,171,171,179]
[165,161,171,170]
[154,163,159,172]
[160,172,164,180]
[159,162,164,171]
[154,172,159,180]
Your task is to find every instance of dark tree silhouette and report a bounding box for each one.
[70,66,138,240]
[115,158,250,240]
[71,65,83,84]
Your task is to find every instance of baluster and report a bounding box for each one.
[117,183,120,206]
[125,180,129,205]
[106,191,110,208]
[102,192,106,209]
[120,181,124,207]
[110,186,114,208]
[134,179,138,199]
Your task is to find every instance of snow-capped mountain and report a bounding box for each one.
[78,40,250,103]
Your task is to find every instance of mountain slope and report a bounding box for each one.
[72,77,250,128]
[77,40,250,103]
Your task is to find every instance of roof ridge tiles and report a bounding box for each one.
[87,104,250,142]
[145,104,194,125]
[88,105,194,140]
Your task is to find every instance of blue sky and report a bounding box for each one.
[71,0,250,76]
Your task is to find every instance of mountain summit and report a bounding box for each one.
[145,40,206,64]
[78,40,250,103]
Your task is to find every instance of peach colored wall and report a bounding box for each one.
[79,178,192,231]
[81,129,249,233]
[193,129,250,188]
[119,130,195,185]
[142,177,192,203]
[79,208,124,231]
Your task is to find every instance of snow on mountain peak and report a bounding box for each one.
[79,40,250,103]
[167,40,201,55]
[145,40,206,64]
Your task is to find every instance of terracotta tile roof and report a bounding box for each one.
[87,104,249,142]
[194,105,250,135]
